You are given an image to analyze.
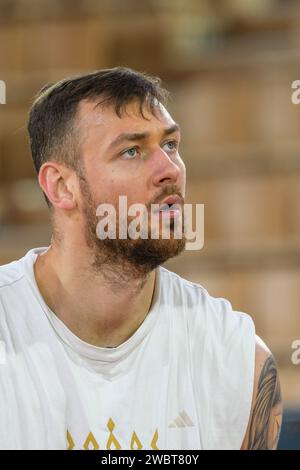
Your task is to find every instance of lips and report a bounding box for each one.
[153,194,182,214]
[159,195,181,205]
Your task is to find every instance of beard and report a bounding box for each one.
[79,177,186,284]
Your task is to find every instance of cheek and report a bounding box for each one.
[86,166,118,200]
[95,177,142,206]
[109,169,145,200]
[85,161,146,205]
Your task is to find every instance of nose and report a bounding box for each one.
[151,147,183,187]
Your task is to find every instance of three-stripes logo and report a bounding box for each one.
[168,410,195,428]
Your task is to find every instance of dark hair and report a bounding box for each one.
[27,66,170,207]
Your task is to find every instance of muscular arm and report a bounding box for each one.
[241,335,283,450]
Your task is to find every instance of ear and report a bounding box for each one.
[38,161,77,210]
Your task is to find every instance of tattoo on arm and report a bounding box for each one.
[247,355,282,450]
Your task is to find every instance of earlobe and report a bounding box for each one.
[56,197,76,211]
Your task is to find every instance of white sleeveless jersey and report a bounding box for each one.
[0,247,255,450]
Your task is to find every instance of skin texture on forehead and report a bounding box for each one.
[76,98,178,166]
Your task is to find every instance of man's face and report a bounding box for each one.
[76,98,186,277]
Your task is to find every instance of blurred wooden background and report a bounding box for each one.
[0,0,299,408]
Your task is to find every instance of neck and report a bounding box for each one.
[34,240,157,348]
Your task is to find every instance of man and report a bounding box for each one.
[0,67,282,449]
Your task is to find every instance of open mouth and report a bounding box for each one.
[156,203,182,218]
[159,203,179,211]
[159,203,173,212]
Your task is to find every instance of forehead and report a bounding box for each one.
[76,98,177,145]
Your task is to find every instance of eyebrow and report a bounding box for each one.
[107,123,181,151]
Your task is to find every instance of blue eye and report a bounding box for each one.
[163,140,178,152]
[120,140,179,160]
[120,147,139,160]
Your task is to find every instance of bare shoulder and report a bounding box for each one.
[241,335,283,450]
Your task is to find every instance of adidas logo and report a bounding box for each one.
[168,410,195,428]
